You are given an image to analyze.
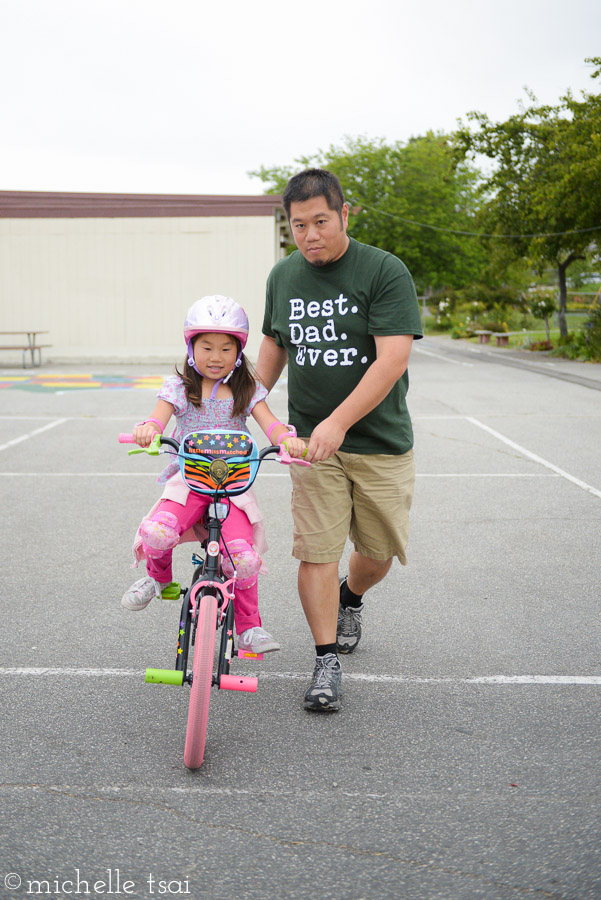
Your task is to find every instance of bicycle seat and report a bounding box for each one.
[178,429,260,496]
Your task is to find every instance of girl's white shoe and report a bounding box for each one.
[237,626,281,654]
[121,576,168,611]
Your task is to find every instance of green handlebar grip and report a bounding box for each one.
[160,582,181,600]
[128,433,162,456]
[145,668,184,685]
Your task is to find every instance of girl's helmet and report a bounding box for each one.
[184,295,249,389]
[184,295,249,352]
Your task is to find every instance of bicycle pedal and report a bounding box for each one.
[145,668,184,685]
[160,582,181,601]
[220,674,258,692]
[237,650,264,660]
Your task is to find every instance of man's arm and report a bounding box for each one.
[254,335,288,391]
[305,334,414,462]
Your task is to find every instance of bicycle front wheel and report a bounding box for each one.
[184,592,217,769]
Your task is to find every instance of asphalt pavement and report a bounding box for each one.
[1,340,600,900]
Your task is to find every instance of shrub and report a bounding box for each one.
[526,340,553,352]
[528,290,556,341]
[580,302,601,359]
[550,302,601,361]
[451,322,472,339]
[435,297,453,330]
[482,320,509,333]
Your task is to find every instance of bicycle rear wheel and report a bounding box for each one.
[184,592,217,769]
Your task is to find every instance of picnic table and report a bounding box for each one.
[0,331,51,367]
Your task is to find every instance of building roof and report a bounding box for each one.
[0,190,284,218]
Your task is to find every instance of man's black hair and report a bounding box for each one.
[282,168,345,220]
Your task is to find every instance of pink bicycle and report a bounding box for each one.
[119,427,308,769]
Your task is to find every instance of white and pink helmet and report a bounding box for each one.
[184,295,250,391]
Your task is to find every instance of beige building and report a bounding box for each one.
[0,191,289,363]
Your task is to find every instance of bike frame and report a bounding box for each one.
[179,500,241,688]
[173,503,234,682]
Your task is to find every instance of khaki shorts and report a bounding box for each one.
[289,446,415,565]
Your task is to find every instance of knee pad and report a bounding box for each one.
[140,510,181,559]
[221,539,261,589]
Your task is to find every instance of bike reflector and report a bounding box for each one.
[178,429,260,496]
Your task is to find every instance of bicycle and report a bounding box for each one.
[118,426,309,769]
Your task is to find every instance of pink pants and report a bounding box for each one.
[145,496,261,634]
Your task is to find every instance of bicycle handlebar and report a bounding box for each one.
[117,432,310,467]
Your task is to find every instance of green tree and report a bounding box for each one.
[249,133,486,294]
[456,57,601,338]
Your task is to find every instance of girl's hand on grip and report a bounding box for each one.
[133,422,160,447]
[281,436,307,459]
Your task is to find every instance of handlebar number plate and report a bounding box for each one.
[179,430,259,496]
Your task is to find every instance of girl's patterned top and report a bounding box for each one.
[156,374,268,484]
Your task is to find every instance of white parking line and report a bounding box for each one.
[467,417,601,500]
[1,667,599,685]
[413,346,473,367]
[0,472,560,479]
[0,472,159,477]
[416,473,558,478]
[0,418,67,453]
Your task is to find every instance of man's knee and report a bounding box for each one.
[349,554,393,591]
[222,539,262,589]
[140,510,181,559]
[356,554,392,575]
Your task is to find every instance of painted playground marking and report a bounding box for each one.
[0,374,165,392]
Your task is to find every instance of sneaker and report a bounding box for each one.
[337,578,364,654]
[237,626,281,654]
[121,576,167,611]
[303,653,342,711]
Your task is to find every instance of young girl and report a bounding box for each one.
[122,294,306,655]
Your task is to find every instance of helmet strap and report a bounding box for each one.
[187,340,202,375]
[223,356,242,384]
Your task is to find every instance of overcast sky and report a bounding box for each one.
[1,0,599,196]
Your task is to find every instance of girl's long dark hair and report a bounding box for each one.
[176,336,257,417]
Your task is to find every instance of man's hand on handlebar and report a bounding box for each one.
[304,417,346,463]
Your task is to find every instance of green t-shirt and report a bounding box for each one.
[263,237,423,454]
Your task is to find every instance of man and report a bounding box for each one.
[256,168,423,711]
